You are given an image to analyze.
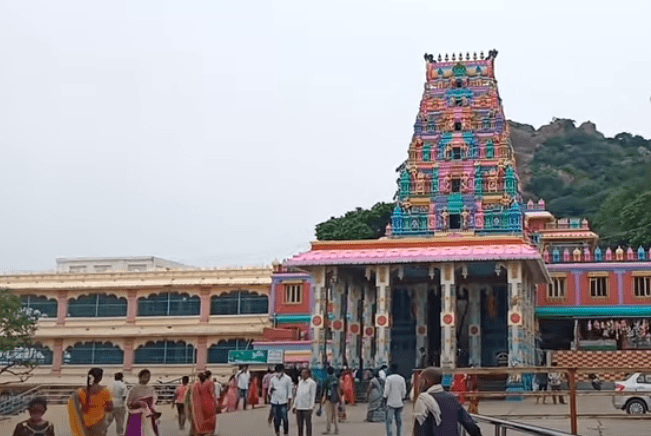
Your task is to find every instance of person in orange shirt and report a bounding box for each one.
[173,376,190,430]
[68,367,114,436]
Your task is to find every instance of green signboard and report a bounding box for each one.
[228,350,268,364]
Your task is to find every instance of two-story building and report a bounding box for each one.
[527,206,651,378]
[0,258,272,384]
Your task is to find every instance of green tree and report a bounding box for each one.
[315,202,395,240]
[593,186,651,247]
[0,289,39,383]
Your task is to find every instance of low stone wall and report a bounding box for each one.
[553,349,651,381]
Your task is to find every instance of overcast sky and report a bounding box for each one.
[1,1,650,272]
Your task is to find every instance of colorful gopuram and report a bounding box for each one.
[285,51,549,375]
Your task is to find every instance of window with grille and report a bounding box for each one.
[64,342,123,365]
[547,277,566,299]
[21,295,58,318]
[590,277,608,298]
[210,291,268,315]
[285,284,303,304]
[137,292,201,316]
[68,294,128,317]
[634,276,651,297]
[134,341,195,364]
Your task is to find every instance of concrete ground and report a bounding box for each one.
[1,396,649,436]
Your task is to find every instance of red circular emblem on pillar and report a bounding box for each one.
[469,325,479,335]
[510,313,521,324]
[377,315,388,326]
[333,320,343,330]
[418,326,427,335]
[443,314,454,325]
[312,315,322,326]
[350,324,360,334]
[365,327,375,337]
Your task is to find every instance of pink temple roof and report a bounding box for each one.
[285,242,542,266]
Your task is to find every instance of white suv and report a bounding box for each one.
[612,373,651,415]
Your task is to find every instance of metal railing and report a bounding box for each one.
[0,385,41,416]
[465,415,575,436]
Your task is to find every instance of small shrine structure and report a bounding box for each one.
[285,51,550,375]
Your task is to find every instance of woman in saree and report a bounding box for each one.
[341,368,356,405]
[248,375,260,409]
[364,370,386,422]
[124,369,160,436]
[68,367,114,436]
[451,373,467,404]
[225,375,238,412]
[187,371,218,436]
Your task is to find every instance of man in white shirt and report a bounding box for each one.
[236,365,251,410]
[292,368,317,436]
[106,372,127,436]
[269,364,294,436]
[383,364,407,436]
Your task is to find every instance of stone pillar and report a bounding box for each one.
[310,266,327,369]
[126,290,138,323]
[374,265,391,367]
[347,279,362,370]
[56,291,67,325]
[330,275,346,369]
[123,338,134,373]
[361,281,375,369]
[413,283,428,368]
[507,261,525,397]
[507,261,524,367]
[468,283,482,367]
[52,338,63,375]
[440,263,456,369]
[196,337,208,370]
[200,289,211,323]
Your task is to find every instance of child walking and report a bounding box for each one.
[12,397,55,436]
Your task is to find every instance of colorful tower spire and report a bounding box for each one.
[391,50,523,237]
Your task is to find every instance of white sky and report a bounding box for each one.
[1,0,650,272]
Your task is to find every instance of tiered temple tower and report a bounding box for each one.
[285,51,548,377]
[391,50,522,237]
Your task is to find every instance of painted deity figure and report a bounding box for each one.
[461,207,470,230]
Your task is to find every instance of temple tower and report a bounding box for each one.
[392,50,523,237]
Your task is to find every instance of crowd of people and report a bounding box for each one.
[11,362,485,436]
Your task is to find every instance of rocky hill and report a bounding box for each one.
[510,118,651,245]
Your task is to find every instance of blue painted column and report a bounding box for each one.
[347,279,362,370]
[361,280,375,369]
[413,283,428,367]
[331,274,346,369]
[468,283,482,367]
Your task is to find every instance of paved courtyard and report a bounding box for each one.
[1,396,649,436]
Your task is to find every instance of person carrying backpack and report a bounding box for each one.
[320,367,341,435]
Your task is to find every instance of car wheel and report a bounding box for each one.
[626,399,647,415]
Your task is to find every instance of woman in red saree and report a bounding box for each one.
[248,375,259,408]
[187,372,217,436]
[225,375,238,412]
[451,373,467,404]
[341,369,356,405]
